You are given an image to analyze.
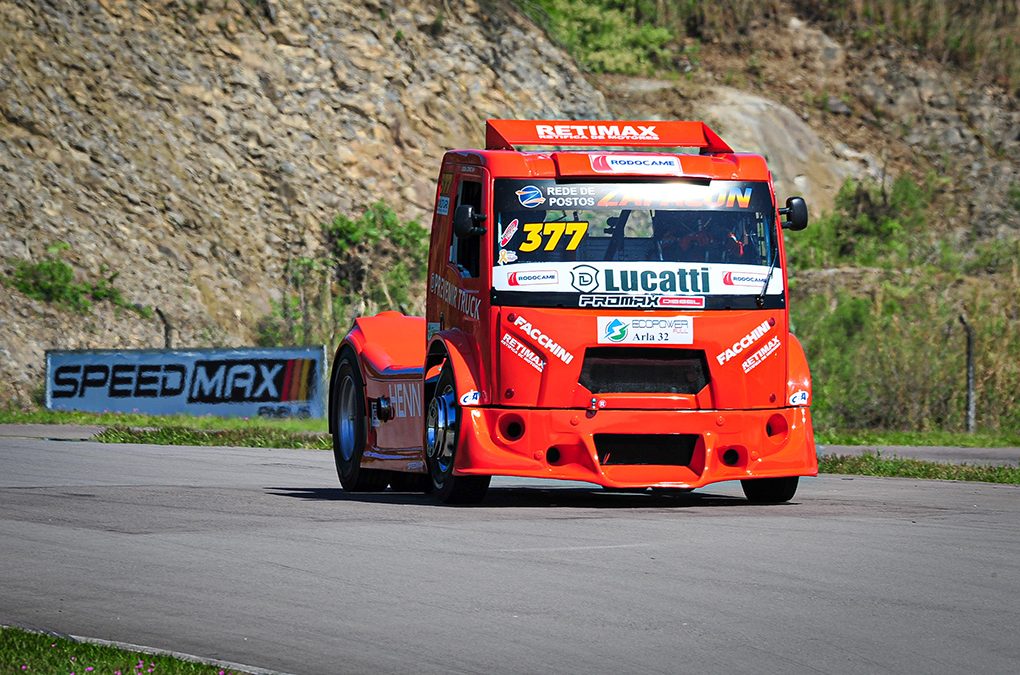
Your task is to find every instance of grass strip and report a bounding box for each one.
[0,409,327,434]
[816,428,1020,448]
[94,426,331,451]
[818,452,1020,484]
[0,625,248,674]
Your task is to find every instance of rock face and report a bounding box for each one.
[700,86,877,210]
[0,0,607,405]
[849,45,1020,241]
[602,78,878,214]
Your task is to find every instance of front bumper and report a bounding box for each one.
[455,406,817,489]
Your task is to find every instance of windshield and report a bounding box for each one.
[492,179,782,310]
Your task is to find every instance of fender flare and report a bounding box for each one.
[424,330,482,406]
[327,311,426,433]
[786,333,812,407]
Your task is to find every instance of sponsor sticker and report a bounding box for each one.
[741,336,781,373]
[716,318,775,366]
[657,296,706,308]
[499,218,519,247]
[508,270,557,286]
[429,272,481,320]
[387,381,423,418]
[515,185,545,208]
[436,195,450,216]
[590,154,682,176]
[597,316,694,345]
[569,264,711,295]
[459,390,481,406]
[501,332,544,372]
[723,270,767,287]
[545,185,598,208]
[570,264,600,293]
[497,249,519,266]
[580,295,705,309]
[789,389,809,406]
[511,315,574,364]
[535,123,658,142]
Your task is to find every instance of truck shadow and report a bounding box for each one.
[263,486,763,509]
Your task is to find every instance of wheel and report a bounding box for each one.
[424,366,490,504]
[388,471,432,493]
[741,476,799,504]
[330,348,388,492]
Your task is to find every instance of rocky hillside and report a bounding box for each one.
[0,0,606,404]
[1,0,1017,408]
[602,15,1019,243]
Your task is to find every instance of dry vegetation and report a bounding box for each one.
[532,0,1020,92]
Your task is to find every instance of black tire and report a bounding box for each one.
[424,366,490,504]
[330,348,388,492]
[741,476,799,504]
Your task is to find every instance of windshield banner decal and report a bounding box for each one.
[494,262,783,297]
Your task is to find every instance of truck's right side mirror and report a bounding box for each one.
[780,196,808,231]
[453,204,486,238]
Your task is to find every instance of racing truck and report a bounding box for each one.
[328,119,816,504]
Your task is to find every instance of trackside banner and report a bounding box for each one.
[45,346,327,419]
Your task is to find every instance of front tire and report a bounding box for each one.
[424,366,490,504]
[331,348,387,492]
[741,476,799,504]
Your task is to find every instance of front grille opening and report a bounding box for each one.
[595,433,698,466]
[579,347,709,394]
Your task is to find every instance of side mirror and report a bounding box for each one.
[780,196,808,231]
[453,204,486,238]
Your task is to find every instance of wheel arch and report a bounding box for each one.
[328,311,426,434]
[786,333,812,408]
[425,331,481,407]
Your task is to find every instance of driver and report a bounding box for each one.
[652,211,710,261]
[653,211,758,263]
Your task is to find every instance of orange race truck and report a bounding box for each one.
[329,119,816,504]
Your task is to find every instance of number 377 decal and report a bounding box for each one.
[519,222,589,252]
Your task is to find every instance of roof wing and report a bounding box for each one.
[485,119,733,153]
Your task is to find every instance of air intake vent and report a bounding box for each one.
[579,347,708,394]
[595,434,698,466]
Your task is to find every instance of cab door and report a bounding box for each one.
[425,165,492,387]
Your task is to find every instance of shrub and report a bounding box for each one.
[6,241,151,317]
[257,203,428,347]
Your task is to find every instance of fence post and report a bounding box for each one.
[958,314,975,433]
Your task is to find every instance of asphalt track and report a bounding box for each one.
[1,434,1018,674]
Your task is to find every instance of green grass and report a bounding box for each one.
[818,452,1020,484]
[0,625,248,675]
[94,425,330,450]
[0,409,327,434]
[816,428,1020,448]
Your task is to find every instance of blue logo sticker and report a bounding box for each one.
[515,185,545,208]
[604,319,628,342]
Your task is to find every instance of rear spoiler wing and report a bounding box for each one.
[485,119,733,153]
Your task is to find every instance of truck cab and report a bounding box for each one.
[329,119,816,504]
